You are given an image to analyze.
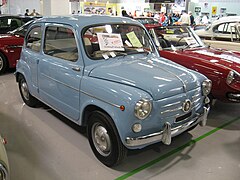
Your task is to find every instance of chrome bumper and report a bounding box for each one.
[126,106,210,147]
[227,93,240,102]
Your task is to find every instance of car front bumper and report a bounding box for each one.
[126,106,210,147]
[227,93,240,102]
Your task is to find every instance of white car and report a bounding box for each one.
[0,135,9,180]
[195,16,240,41]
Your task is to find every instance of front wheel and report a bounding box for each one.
[87,111,127,167]
[18,75,38,107]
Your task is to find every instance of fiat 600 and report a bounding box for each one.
[16,15,211,166]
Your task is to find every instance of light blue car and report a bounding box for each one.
[15,15,211,167]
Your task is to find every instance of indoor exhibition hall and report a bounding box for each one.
[0,0,239,180]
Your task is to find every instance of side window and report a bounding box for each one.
[9,18,21,30]
[214,23,225,33]
[26,26,42,52]
[0,18,9,28]
[226,22,236,34]
[43,25,78,62]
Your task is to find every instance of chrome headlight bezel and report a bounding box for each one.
[202,79,212,96]
[226,70,240,85]
[226,71,234,85]
[134,99,152,120]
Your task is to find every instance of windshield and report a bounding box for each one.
[136,18,159,25]
[9,20,33,36]
[83,24,156,60]
[152,26,205,50]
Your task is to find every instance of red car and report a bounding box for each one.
[134,17,161,30]
[149,26,240,103]
[0,21,33,74]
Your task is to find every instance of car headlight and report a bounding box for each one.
[202,79,212,96]
[134,99,152,120]
[226,70,240,87]
[0,163,8,180]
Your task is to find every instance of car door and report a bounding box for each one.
[38,24,82,121]
[24,25,43,97]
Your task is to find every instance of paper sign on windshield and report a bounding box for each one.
[184,37,198,47]
[97,33,124,51]
[126,32,142,48]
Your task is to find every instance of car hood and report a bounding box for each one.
[89,56,201,100]
[0,33,23,42]
[0,33,14,39]
[180,48,240,70]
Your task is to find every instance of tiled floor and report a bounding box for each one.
[0,71,239,180]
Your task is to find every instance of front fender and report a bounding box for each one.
[79,76,152,148]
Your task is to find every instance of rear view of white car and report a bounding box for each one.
[195,16,240,51]
[195,16,240,41]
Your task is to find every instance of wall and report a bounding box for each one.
[1,0,40,15]
[117,0,150,16]
[50,0,69,15]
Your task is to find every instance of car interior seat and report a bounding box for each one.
[83,37,93,56]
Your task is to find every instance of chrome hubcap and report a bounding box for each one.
[21,81,29,101]
[92,122,111,157]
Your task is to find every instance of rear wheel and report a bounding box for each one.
[87,111,127,167]
[18,75,38,107]
[0,52,7,74]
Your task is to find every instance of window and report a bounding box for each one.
[226,22,237,34]
[0,17,21,30]
[43,26,78,61]
[214,23,225,33]
[83,24,155,60]
[26,26,42,52]
[214,22,237,34]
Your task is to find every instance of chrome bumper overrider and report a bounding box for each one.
[126,106,210,147]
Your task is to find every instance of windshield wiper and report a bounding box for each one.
[181,43,201,50]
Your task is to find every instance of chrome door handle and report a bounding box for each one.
[72,66,81,72]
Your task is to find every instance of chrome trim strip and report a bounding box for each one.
[193,97,201,104]
[192,93,201,99]
[161,101,181,108]
[192,103,200,110]
[126,106,210,147]
[80,90,121,108]
[161,106,182,114]
[41,73,80,92]
[151,63,187,92]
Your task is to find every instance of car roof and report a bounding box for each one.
[34,15,141,28]
[212,16,240,26]
[0,14,31,18]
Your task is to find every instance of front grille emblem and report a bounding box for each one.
[182,99,192,112]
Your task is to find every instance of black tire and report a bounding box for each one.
[87,111,127,167]
[0,52,7,74]
[18,75,38,107]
